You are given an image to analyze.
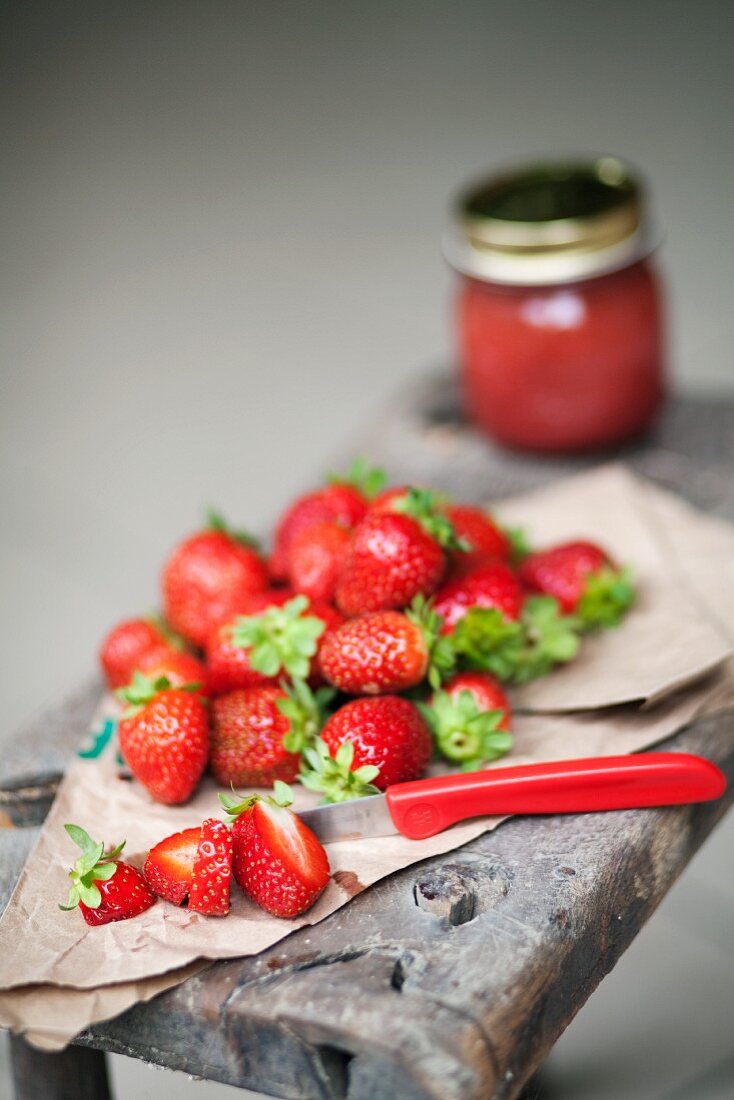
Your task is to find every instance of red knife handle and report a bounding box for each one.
[384,753,727,840]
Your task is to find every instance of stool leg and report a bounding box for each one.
[10,1035,112,1100]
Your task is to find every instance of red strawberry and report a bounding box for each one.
[304,696,433,795]
[143,826,200,904]
[137,645,208,695]
[433,560,523,632]
[445,505,510,567]
[221,783,331,918]
[288,520,352,603]
[188,819,233,916]
[143,819,233,915]
[118,674,209,804]
[319,598,453,694]
[210,680,330,788]
[519,540,634,627]
[420,672,513,770]
[60,824,155,926]
[335,501,453,616]
[162,512,268,647]
[270,459,384,580]
[99,618,168,690]
[205,595,335,697]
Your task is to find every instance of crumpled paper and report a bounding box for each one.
[1,465,732,1049]
[500,466,731,711]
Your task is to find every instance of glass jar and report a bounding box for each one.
[444,157,666,453]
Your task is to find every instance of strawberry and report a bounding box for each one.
[433,560,523,631]
[143,819,233,915]
[302,696,433,796]
[162,511,268,647]
[144,826,201,904]
[117,674,209,804]
[270,458,384,580]
[334,489,464,616]
[445,504,510,567]
[318,597,454,694]
[288,520,352,603]
[99,617,168,690]
[420,672,513,771]
[221,782,330,918]
[136,644,208,695]
[519,540,635,627]
[205,595,336,697]
[189,818,233,916]
[60,824,155,926]
[210,679,331,787]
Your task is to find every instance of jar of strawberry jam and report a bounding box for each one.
[444,157,666,452]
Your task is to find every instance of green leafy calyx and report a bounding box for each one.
[116,671,200,717]
[59,824,124,911]
[405,594,456,689]
[505,526,532,563]
[451,608,526,682]
[278,678,335,754]
[231,596,325,680]
[299,738,381,804]
[206,508,260,551]
[328,456,386,500]
[391,488,469,552]
[579,566,635,629]
[419,691,513,771]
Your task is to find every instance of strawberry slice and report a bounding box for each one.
[221,783,330,919]
[143,827,200,904]
[188,818,233,916]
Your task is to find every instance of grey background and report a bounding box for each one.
[1,2,732,1098]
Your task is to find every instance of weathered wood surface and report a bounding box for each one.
[2,380,734,1100]
[9,1035,111,1100]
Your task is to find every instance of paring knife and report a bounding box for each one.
[297,753,727,842]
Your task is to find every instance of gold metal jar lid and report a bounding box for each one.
[444,156,661,286]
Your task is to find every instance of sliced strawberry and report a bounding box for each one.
[222,784,330,919]
[143,827,200,904]
[188,819,233,916]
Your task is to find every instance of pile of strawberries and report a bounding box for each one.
[64,460,634,928]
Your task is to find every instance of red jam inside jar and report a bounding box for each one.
[447,158,666,453]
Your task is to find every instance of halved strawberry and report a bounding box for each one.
[188,819,233,916]
[221,782,330,919]
[143,827,200,904]
[144,819,233,914]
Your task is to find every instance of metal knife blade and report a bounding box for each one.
[297,794,397,843]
